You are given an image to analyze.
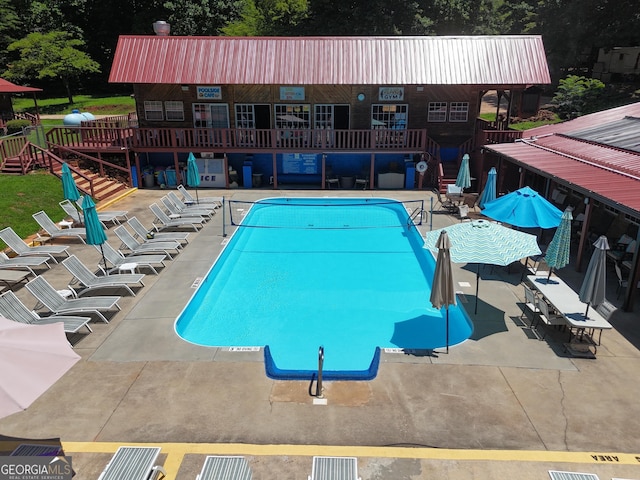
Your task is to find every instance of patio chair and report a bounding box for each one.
[614,263,629,299]
[160,195,212,220]
[0,290,92,334]
[61,255,144,297]
[548,471,600,480]
[97,243,166,275]
[0,251,51,277]
[520,284,541,328]
[167,191,216,217]
[196,456,253,480]
[178,184,223,207]
[536,297,566,340]
[433,189,456,212]
[324,165,340,189]
[77,195,129,225]
[58,199,85,226]
[127,216,190,245]
[32,211,86,244]
[25,275,121,324]
[114,225,181,259]
[309,456,361,480]
[0,227,70,263]
[97,446,166,480]
[149,203,204,232]
[354,167,370,190]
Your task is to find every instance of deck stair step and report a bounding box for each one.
[50,162,129,201]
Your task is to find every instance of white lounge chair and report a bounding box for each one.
[196,456,252,480]
[178,184,223,207]
[0,227,69,263]
[32,211,86,243]
[149,203,204,231]
[161,195,212,220]
[113,225,181,259]
[25,275,120,323]
[97,243,166,275]
[58,199,85,226]
[62,255,144,297]
[0,290,92,334]
[548,471,599,480]
[127,216,190,245]
[97,446,166,480]
[167,191,216,216]
[77,195,129,225]
[309,457,361,480]
[0,251,50,277]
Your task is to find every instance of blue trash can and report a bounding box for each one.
[405,163,415,189]
[130,166,138,188]
[243,162,253,189]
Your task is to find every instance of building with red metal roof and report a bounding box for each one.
[0,78,42,130]
[484,102,640,310]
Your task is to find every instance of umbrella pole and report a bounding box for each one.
[446,307,449,354]
[584,303,590,318]
[99,245,108,273]
[475,264,480,314]
[195,188,199,204]
[547,268,553,280]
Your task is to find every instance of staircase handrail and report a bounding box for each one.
[39,145,97,198]
[52,144,132,188]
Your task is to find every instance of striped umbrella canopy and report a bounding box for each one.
[545,207,573,278]
[81,195,108,270]
[429,230,456,353]
[424,219,541,313]
[186,152,200,204]
[478,167,497,209]
[455,154,471,190]
[579,235,610,318]
[481,186,563,229]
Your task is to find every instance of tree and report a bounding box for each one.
[551,75,605,119]
[163,0,245,36]
[4,31,101,103]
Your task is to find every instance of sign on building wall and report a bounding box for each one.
[197,86,222,100]
[379,87,404,101]
[280,87,305,101]
[282,153,318,174]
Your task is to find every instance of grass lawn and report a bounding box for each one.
[12,94,135,116]
[0,170,67,248]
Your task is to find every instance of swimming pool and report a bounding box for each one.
[175,197,472,378]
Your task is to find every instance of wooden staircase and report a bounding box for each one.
[50,161,130,201]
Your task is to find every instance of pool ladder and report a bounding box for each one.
[316,345,325,398]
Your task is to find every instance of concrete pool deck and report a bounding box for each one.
[1,188,640,479]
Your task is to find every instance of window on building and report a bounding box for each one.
[371,104,408,129]
[164,101,184,121]
[274,104,310,129]
[235,104,256,128]
[193,103,230,128]
[428,102,447,122]
[144,101,163,121]
[314,105,334,129]
[449,102,469,122]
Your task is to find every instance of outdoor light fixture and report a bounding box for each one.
[357,93,365,101]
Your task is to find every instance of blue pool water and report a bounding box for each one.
[175,198,472,374]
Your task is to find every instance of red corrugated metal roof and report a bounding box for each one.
[486,139,640,215]
[0,78,42,93]
[109,35,551,86]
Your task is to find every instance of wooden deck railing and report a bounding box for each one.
[46,126,430,153]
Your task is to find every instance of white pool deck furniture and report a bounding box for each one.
[196,455,252,480]
[97,446,166,480]
[309,456,361,480]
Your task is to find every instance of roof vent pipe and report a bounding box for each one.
[153,21,170,36]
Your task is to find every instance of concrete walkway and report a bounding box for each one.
[1,188,640,480]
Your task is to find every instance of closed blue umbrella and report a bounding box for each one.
[482,186,563,229]
[478,167,497,209]
[545,207,573,279]
[186,152,200,204]
[455,153,471,190]
[429,230,456,353]
[579,235,609,318]
[82,195,108,271]
[61,162,82,224]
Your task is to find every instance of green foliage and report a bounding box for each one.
[4,31,101,104]
[0,171,65,246]
[12,95,135,115]
[551,75,606,119]
[164,0,245,35]
[5,119,32,134]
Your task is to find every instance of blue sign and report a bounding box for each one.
[282,153,318,174]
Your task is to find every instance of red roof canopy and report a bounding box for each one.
[0,78,42,94]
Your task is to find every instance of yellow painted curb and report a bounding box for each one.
[97,187,138,210]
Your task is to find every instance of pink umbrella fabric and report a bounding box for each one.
[0,315,80,419]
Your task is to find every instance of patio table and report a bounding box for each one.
[527,273,612,355]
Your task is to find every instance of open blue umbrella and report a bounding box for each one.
[478,167,497,209]
[186,152,200,204]
[429,230,456,353]
[61,162,82,224]
[455,154,471,191]
[579,235,609,318]
[482,186,563,229]
[82,195,108,271]
[545,207,573,279]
